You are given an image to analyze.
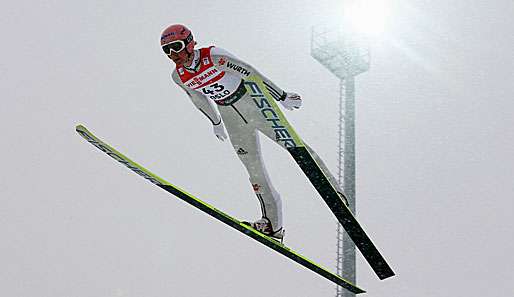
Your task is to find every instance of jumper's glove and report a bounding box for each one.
[279,92,302,110]
[213,121,228,141]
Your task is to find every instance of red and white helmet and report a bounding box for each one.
[160,24,196,55]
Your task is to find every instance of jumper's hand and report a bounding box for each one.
[213,121,228,141]
[279,92,302,110]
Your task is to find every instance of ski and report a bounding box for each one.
[288,147,395,280]
[248,76,395,280]
[75,125,365,294]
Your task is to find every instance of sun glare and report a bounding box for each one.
[344,0,391,35]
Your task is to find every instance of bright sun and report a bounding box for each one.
[344,0,391,35]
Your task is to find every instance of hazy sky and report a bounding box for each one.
[2,1,514,296]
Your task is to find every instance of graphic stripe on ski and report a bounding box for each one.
[248,76,395,280]
[75,124,365,294]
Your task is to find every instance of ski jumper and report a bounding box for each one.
[171,46,343,231]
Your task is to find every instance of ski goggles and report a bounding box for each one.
[161,33,193,54]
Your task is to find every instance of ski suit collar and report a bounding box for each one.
[183,49,201,72]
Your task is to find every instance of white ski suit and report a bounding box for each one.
[171,46,343,232]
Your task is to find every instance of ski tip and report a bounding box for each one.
[378,271,396,280]
[75,124,89,134]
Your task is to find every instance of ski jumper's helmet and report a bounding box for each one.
[160,24,195,54]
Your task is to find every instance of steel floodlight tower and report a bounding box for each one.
[310,25,370,297]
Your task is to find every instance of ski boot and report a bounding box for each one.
[242,217,285,243]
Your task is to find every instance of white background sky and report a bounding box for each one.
[2,0,513,296]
